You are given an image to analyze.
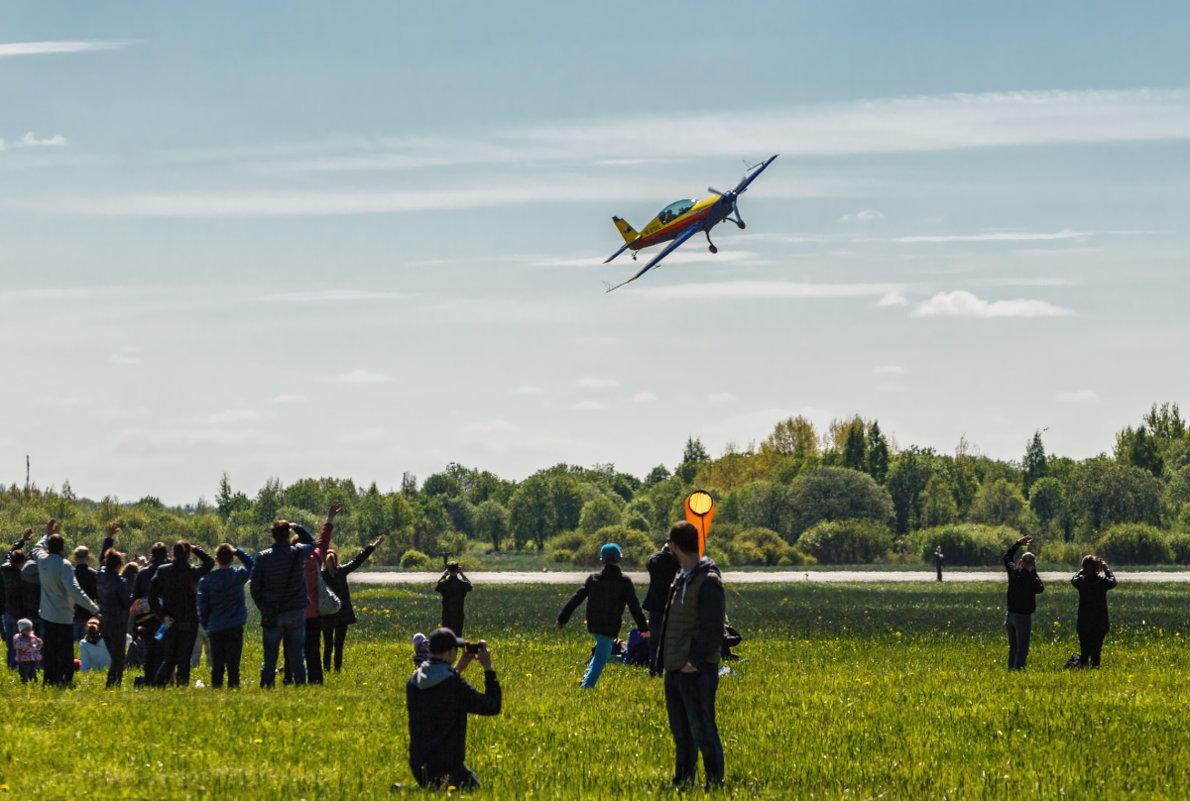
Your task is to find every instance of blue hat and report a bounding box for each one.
[600,543,622,561]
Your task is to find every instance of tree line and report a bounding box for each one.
[3,402,1188,567]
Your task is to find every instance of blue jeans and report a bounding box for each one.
[664,663,724,789]
[261,609,306,688]
[581,634,613,689]
[2,614,17,669]
[647,611,664,675]
[1005,611,1032,669]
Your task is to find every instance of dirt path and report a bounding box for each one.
[352,570,1190,586]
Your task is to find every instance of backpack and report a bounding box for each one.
[317,570,342,616]
[1063,652,1082,669]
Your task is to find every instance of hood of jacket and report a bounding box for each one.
[410,658,455,690]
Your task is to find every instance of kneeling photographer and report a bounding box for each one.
[405,628,501,790]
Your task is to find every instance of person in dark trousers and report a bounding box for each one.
[71,544,99,642]
[197,543,254,688]
[149,540,215,686]
[644,541,679,677]
[934,547,944,582]
[2,528,34,669]
[132,541,170,685]
[656,521,725,791]
[556,542,648,689]
[296,501,339,685]
[31,519,99,686]
[1002,534,1044,670]
[405,627,501,790]
[436,561,472,636]
[321,534,384,672]
[250,503,337,688]
[95,524,133,687]
[1072,554,1117,667]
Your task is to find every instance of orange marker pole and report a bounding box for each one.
[684,490,715,556]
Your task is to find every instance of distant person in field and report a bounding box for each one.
[656,521,725,790]
[1002,534,1044,670]
[321,534,384,673]
[32,519,99,686]
[1071,554,1117,667]
[72,544,99,642]
[78,617,111,673]
[555,542,648,689]
[95,524,134,687]
[197,543,254,688]
[645,539,679,677]
[132,541,170,685]
[250,502,339,688]
[2,528,35,669]
[436,561,472,636]
[405,627,501,790]
[149,540,215,686]
[301,501,341,685]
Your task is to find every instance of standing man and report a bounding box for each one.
[405,627,501,790]
[2,528,34,669]
[72,544,99,642]
[436,561,472,636]
[555,543,648,689]
[657,521,725,790]
[250,501,339,688]
[1003,535,1043,670]
[31,519,99,686]
[132,541,170,686]
[644,540,678,677]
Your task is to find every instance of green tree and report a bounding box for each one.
[969,478,1033,531]
[474,499,510,551]
[216,473,234,520]
[550,474,584,533]
[254,477,283,525]
[578,495,623,535]
[842,422,867,473]
[886,447,934,536]
[1029,477,1067,536]
[676,436,710,483]
[1023,430,1048,495]
[509,473,555,549]
[866,421,890,483]
[785,467,895,541]
[919,475,958,528]
[643,465,671,488]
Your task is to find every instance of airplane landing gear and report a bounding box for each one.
[708,245,718,254]
[736,221,746,230]
[704,230,718,254]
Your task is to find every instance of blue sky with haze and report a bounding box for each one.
[3,2,1188,504]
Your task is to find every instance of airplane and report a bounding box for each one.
[602,154,778,293]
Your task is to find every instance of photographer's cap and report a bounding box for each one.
[446,560,460,569]
[428,627,466,654]
[600,543,622,561]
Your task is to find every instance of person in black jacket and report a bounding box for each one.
[149,540,215,686]
[644,542,679,677]
[2,529,34,669]
[133,542,169,685]
[321,534,384,672]
[556,543,648,689]
[1002,535,1044,670]
[72,545,99,642]
[435,562,472,636]
[405,627,501,790]
[1072,554,1117,667]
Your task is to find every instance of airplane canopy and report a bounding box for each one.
[656,199,694,225]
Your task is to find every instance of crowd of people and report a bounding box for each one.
[0,502,383,691]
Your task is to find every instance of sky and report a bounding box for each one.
[2,2,1189,505]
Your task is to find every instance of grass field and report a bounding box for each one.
[3,579,1190,800]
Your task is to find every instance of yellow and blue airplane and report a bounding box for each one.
[603,154,778,292]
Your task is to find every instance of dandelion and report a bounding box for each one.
[336,706,344,712]
[253,738,263,744]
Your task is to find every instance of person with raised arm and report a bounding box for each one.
[197,542,254,688]
[31,519,98,686]
[1002,534,1044,670]
[1071,554,1117,667]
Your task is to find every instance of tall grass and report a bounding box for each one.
[2,581,1189,799]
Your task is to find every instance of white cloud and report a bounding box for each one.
[873,365,905,375]
[632,392,658,403]
[841,209,884,223]
[20,132,66,147]
[108,353,140,366]
[0,40,132,57]
[893,230,1091,244]
[577,377,619,390]
[635,281,900,301]
[877,291,909,307]
[321,370,393,384]
[1056,389,1101,404]
[256,290,402,303]
[912,290,1074,318]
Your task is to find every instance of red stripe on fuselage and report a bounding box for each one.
[629,207,712,251]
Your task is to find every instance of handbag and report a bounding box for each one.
[317,569,342,616]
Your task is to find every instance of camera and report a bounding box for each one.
[465,641,485,655]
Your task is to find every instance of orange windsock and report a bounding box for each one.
[684,490,715,556]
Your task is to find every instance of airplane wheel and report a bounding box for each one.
[737,221,746,230]
[709,245,718,254]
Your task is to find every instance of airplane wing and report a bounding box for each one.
[732,154,779,195]
[604,225,701,293]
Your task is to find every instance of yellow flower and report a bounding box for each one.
[253,738,263,744]
[336,706,344,712]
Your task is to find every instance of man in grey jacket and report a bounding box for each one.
[31,519,98,686]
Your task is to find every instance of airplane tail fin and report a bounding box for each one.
[612,216,638,244]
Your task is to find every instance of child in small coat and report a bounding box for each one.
[13,618,43,683]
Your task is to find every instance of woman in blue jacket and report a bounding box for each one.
[197,543,254,688]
